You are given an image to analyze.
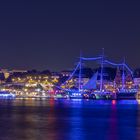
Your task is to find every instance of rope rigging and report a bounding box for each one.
[57,55,133,91]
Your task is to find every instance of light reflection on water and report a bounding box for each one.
[0,99,139,140]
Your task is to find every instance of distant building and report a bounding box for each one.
[133,68,140,86]
[51,72,61,79]
[10,70,27,73]
[134,78,140,86]
[1,69,10,79]
[61,70,72,77]
[134,68,140,78]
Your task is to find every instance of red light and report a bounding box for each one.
[112,100,116,105]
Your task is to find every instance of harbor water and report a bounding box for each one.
[0,99,140,140]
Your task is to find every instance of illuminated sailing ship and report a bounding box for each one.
[60,49,138,99]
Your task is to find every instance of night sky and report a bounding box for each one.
[0,0,140,71]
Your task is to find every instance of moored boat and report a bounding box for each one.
[0,91,15,98]
[116,89,138,99]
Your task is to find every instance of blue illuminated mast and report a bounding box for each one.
[122,57,125,90]
[100,48,104,93]
[78,52,82,92]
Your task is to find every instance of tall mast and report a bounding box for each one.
[79,52,82,91]
[122,57,125,90]
[100,48,104,93]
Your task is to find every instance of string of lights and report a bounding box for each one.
[61,62,80,86]
[105,60,133,75]
[81,57,102,61]
[61,56,133,89]
[104,60,123,66]
[124,64,133,76]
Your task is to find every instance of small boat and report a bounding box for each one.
[83,92,96,99]
[116,89,138,99]
[0,91,15,98]
[54,93,69,99]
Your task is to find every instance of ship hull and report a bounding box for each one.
[116,92,137,100]
[68,91,84,99]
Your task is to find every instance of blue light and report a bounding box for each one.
[61,62,80,86]
[81,56,102,61]
[0,92,15,98]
